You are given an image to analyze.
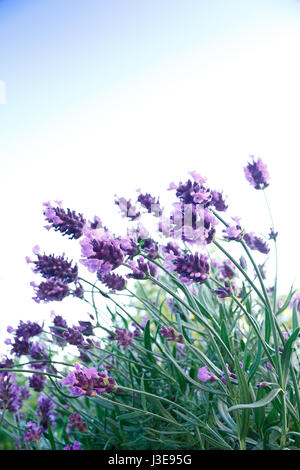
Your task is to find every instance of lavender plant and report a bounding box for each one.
[0,157,299,450]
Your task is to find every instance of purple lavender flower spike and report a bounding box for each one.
[98,272,126,291]
[244,156,270,190]
[30,252,78,283]
[127,257,157,280]
[171,252,210,285]
[114,328,134,348]
[37,393,56,430]
[43,201,86,239]
[23,422,42,443]
[243,232,270,254]
[67,412,87,433]
[137,192,162,217]
[29,374,46,392]
[31,279,70,303]
[160,326,183,343]
[210,190,228,211]
[256,381,268,388]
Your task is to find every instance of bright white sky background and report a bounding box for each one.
[1,0,300,351]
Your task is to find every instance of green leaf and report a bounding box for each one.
[281,327,300,384]
[144,320,156,363]
[228,387,282,411]
[46,418,56,450]
[276,286,295,316]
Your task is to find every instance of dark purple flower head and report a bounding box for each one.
[67,412,87,433]
[244,156,270,190]
[23,421,42,443]
[29,341,48,362]
[139,237,159,259]
[0,371,30,413]
[63,327,86,347]
[37,393,55,429]
[137,192,162,217]
[162,242,181,257]
[175,179,212,206]
[160,326,183,343]
[80,230,124,274]
[43,201,86,239]
[197,366,216,383]
[64,440,83,450]
[220,260,235,279]
[14,321,43,341]
[210,190,228,212]
[29,252,78,283]
[114,328,134,348]
[31,279,70,303]
[171,252,210,285]
[127,257,157,280]
[243,232,270,254]
[29,373,46,392]
[11,338,31,357]
[221,364,237,384]
[50,315,68,345]
[62,363,116,396]
[98,272,126,291]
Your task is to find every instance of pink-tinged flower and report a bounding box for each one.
[244,156,270,190]
[62,363,116,397]
[256,381,268,388]
[197,366,216,383]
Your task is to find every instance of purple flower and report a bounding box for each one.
[170,252,210,285]
[264,361,274,371]
[23,422,42,443]
[98,272,126,291]
[127,257,157,280]
[29,374,46,392]
[43,201,86,239]
[31,279,70,303]
[64,440,83,450]
[114,328,135,348]
[244,156,270,190]
[37,393,56,430]
[269,228,278,241]
[0,371,30,413]
[212,282,232,299]
[162,242,181,256]
[14,321,43,341]
[221,364,237,384]
[160,326,183,342]
[62,363,116,397]
[243,232,270,254]
[137,192,162,217]
[80,230,124,274]
[223,225,243,241]
[256,381,268,388]
[29,252,78,283]
[67,412,87,433]
[210,190,228,212]
[50,315,68,345]
[219,260,235,279]
[290,292,300,314]
[197,366,216,383]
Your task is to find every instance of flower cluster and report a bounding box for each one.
[62,363,117,397]
[244,156,269,190]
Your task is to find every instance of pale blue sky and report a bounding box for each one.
[1,0,300,348]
